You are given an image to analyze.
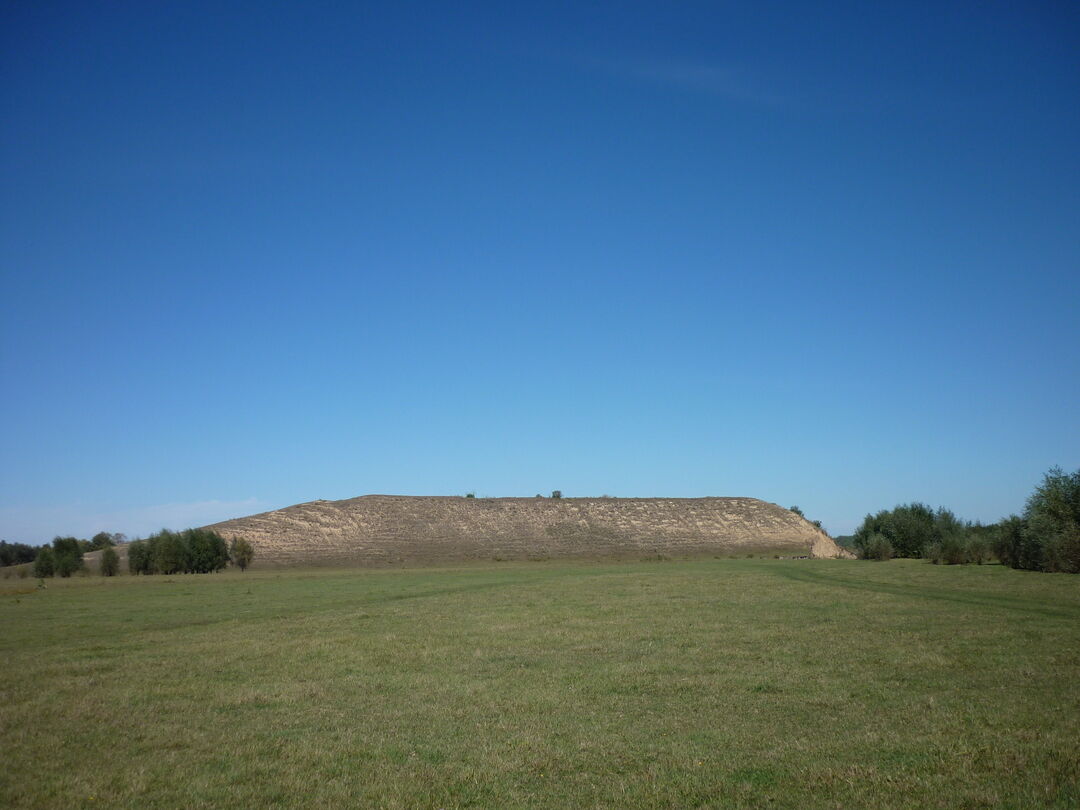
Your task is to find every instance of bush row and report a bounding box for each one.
[127,529,254,575]
[854,467,1079,572]
[32,537,86,578]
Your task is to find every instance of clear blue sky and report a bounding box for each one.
[2,1,1078,543]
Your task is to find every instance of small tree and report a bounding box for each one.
[100,546,120,577]
[128,539,150,574]
[229,537,254,572]
[860,532,893,561]
[551,490,562,500]
[1023,466,1080,574]
[89,531,118,550]
[51,536,84,577]
[33,546,55,578]
[789,505,804,517]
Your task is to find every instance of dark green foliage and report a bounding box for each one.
[858,505,997,565]
[860,532,893,560]
[185,529,230,573]
[55,553,81,577]
[860,467,1079,573]
[551,490,562,499]
[991,516,1025,568]
[128,540,150,574]
[464,492,476,499]
[0,541,40,567]
[1023,466,1080,573]
[229,537,254,571]
[854,503,952,559]
[32,546,55,578]
[788,505,803,517]
[151,530,187,574]
[924,534,991,565]
[993,467,1080,574]
[89,531,123,551]
[127,529,230,575]
[100,547,120,576]
[51,536,84,577]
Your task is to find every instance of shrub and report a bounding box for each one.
[992,517,1024,567]
[150,530,187,575]
[55,553,81,577]
[854,504,983,559]
[0,540,40,567]
[551,490,563,499]
[51,536,84,577]
[229,537,255,572]
[924,533,988,565]
[32,547,55,578]
[100,547,120,577]
[1023,467,1080,574]
[789,505,803,517]
[89,531,124,551]
[185,529,229,573]
[128,540,150,574]
[860,532,893,561]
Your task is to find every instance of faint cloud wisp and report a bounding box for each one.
[597,58,789,107]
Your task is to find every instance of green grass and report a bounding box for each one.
[2,559,1078,808]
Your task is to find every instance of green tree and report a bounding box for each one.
[229,537,255,571]
[861,532,893,561]
[551,490,562,500]
[51,536,84,577]
[150,530,186,575]
[854,503,939,559]
[89,531,123,551]
[127,539,150,574]
[789,505,804,517]
[1022,466,1080,573]
[32,546,55,578]
[183,529,229,573]
[992,516,1025,568]
[0,541,39,566]
[100,546,120,576]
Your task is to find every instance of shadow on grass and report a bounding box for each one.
[769,564,1079,620]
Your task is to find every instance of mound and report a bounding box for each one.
[204,496,851,567]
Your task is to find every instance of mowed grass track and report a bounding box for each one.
[2,560,1078,809]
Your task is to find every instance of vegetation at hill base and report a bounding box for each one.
[127,529,244,575]
[229,536,255,571]
[29,536,85,578]
[854,466,1079,573]
[100,546,120,577]
[0,541,39,567]
[1,559,1076,808]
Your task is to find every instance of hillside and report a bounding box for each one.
[205,496,851,567]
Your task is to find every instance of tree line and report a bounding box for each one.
[127,529,253,575]
[853,466,1079,573]
[24,529,255,578]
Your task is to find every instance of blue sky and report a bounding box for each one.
[2,1,1078,543]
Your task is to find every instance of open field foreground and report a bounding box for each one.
[2,560,1078,809]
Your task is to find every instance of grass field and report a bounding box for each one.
[2,559,1078,808]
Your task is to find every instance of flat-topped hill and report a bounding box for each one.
[205,496,850,567]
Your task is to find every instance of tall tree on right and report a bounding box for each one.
[229,537,255,572]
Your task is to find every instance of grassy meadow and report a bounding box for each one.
[1,558,1078,808]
